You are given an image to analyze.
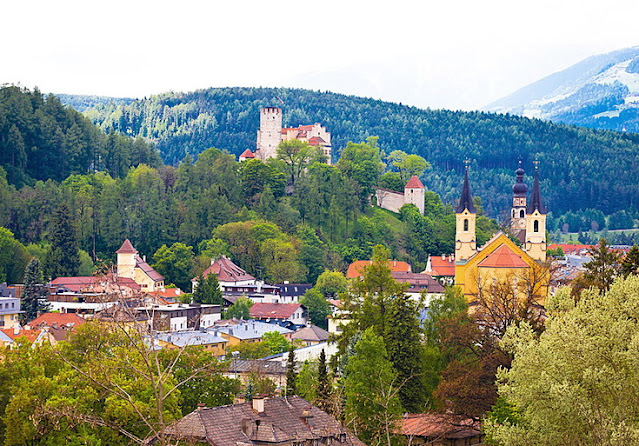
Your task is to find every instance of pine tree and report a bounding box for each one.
[192,273,223,304]
[21,258,49,322]
[315,349,332,412]
[621,245,639,277]
[286,345,297,396]
[43,202,80,279]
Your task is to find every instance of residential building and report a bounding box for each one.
[267,342,338,365]
[423,255,456,285]
[291,324,329,346]
[274,282,312,303]
[249,302,308,326]
[152,396,364,446]
[213,319,292,348]
[29,312,86,331]
[391,271,445,303]
[0,326,50,349]
[116,239,165,292]
[224,359,287,388]
[346,259,412,279]
[136,304,222,331]
[0,296,22,329]
[154,330,228,356]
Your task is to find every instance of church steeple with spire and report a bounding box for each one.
[455,162,477,264]
[525,162,547,262]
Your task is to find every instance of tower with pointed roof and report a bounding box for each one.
[455,165,477,264]
[404,175,425,215]
[525,164,547,262]
[510,161,528,241]
[116,239,137,280]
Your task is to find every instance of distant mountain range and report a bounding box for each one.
[486,46,639,132]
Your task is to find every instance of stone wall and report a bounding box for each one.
[375,188,405,213]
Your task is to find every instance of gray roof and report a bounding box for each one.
[213,320,292,340]
[228,359,286,375]
[155,330,227,347]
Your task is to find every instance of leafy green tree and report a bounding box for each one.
[314,270,348,297]
[224,297,253,320]
[192,273,223,305]
[276,139,325,186]
[260,238,306,283]
[152,242,195,291]
[227,341,271,359]
[487,276,639,445]
[337,137,384,209]
[377,172,404,193]
[21,258,49,322]
[43,202,80,279]
[296,360,318,401]
[344,328,403,446]
[0,227,30,284]
[300,288,331,329]
[286,345,297,396]
[262,331,291,355]
[573,238,621,295]
[385,150,430,183]
[240,159,286,205]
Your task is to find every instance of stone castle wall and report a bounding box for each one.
[375,188,406,213]
[256,107,282,160]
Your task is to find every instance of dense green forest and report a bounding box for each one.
[62,86,639,218]
[0,86,160,187]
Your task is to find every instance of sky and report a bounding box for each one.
[3,0,639,110]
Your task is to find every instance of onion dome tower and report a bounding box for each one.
[511,161,528,241]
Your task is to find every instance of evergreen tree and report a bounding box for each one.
[192,273,223,305]
[573,238,621,295]
[21,258,49,322]
[224,297,253,320]
[316,349,332,413]
[43,203,80,279]
[286,345,297,396]
[621,245,639,277]
[384,293,428,412]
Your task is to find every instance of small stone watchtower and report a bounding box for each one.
[404,175,425,215]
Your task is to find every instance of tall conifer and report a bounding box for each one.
[43,202,80,279]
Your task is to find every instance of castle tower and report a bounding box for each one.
[404,175,425,215]
[525,165,547,262]
[256,107,283,161]
[510,161,528,241]
[116,239,137,279]
[455,166,477,264]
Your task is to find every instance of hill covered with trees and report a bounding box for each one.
[64,86,639,219]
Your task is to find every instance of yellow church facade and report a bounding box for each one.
[453,165,548,307]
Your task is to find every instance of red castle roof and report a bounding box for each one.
[240,149,255,159]
[405,175,425,189]
[116,239,137,254]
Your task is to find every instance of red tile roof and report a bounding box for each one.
[250,303,302,320]
[50,275,142,292]
[405,175,425,189]
[392,272,445,293]
[478,244,529,268]
[398,413,481,440]
[346,260,412,279]
[547,244,594,254]
[199,256,256,283]
[29,312,86,328]
[1,328,43,343]
[116,239,137,254]
[135,255,164,282]
[307,136,327,146]
[429,256,455,277]
[240,149,255,158]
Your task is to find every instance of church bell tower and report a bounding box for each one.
[455,163,477,264]
[511,161,528,242]
[525,162,547,262]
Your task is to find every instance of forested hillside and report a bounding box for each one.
[67,87,639,218]
[0,86,160,187]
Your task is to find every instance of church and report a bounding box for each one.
[453,163,548,305]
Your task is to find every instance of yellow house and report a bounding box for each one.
[453,165,548,307]
[154,331,228,357]
[116,239,165,292]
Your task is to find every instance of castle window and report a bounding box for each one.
[464,219,469,232]
[534,220,539,233]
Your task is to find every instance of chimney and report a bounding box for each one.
[252,396,265,413]
[234,394,246,404]
[13,326,20,336]
[441,254,445,260]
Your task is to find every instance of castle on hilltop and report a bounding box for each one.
[240,107,332,163]
[375,176,426,215]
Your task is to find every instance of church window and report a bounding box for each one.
[512,210,515,218]
[534,220,539,233]
[520,209,525,218]
[464,219,469,231]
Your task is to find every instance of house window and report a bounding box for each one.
[463,219,468,231]
[534,220,539,233]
